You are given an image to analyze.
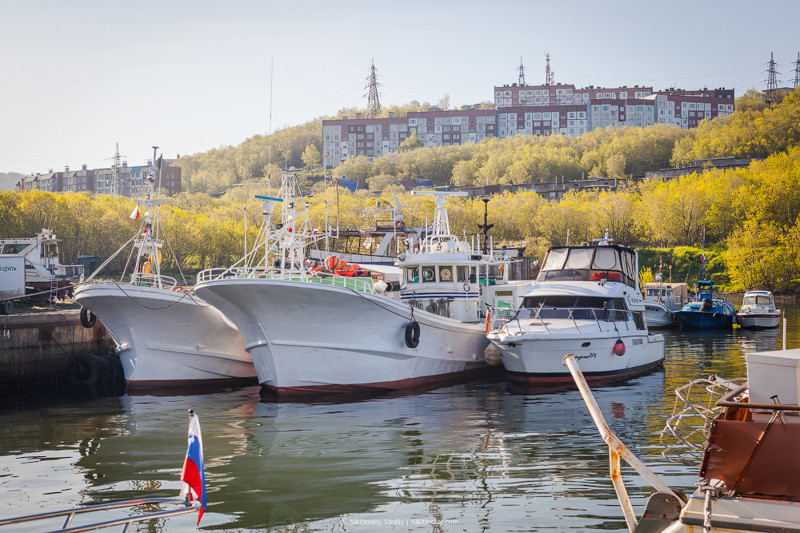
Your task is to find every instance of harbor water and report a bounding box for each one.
[0,301,797,532]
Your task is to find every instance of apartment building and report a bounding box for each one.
[18,160,182,196]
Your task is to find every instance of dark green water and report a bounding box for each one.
[0,301,796,532]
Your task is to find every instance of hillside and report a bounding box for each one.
[175,88,800,195]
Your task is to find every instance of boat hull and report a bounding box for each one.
[194,278,490,395]
[491,331,665,386]
[736,312,781,329]
[676,310,735,330]
[74,284,256,391]
[644,302,676,329]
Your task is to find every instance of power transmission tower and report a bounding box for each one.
[794,52,800,88]
[365,59,381,118]
[765,52,780,109]
[545,52,554,86]
[111,143,125,196]
[518,56,526,85]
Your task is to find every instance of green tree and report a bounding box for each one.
[301,144,322,169]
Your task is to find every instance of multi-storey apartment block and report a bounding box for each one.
[18,160,182,197]
[324,81,735,169]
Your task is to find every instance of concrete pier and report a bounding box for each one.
[0,307,120,395]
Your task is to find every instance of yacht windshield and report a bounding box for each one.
[743,295,772,306]
[537,245,636,288]
[518,295,639,325]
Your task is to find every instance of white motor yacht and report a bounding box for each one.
[487,238,665,388]
[737,290,781,329]
[195,185,528,396]
[74,156,255,392]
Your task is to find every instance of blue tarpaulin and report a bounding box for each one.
[415,179,433,186]
[336,178,362,192]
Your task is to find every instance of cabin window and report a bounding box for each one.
[421,266,436,282]
[456,266,469,282]
[405,267,419,283]
[565,248,592,270]
[470,266,477,283]
[593,247,618,270]
[542,248,568,271]
[439,266,453,282]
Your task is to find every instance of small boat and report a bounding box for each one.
[642,274,687,329]
[565,347,800,533]
[74,155,256,392]
[0,229,84,303]
[737,290,781,329]
[195,182,527,396]
[0,410,206,531]
[486,236,665,388]
[676,279,737,330]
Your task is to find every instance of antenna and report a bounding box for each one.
[518,56,526,85]
[765,52,780,109]
[268,58,274,195]
[477,195,494,254]
[365,59,381,118]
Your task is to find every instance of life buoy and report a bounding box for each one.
[173,286,184,292]
[463,283,471,292]
[80,306,96,328]
[405,321,420,348]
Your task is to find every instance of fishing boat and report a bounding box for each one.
[564,347,800,533]
[195,184,526,396]
[737,290,781,329]
[486,237,665,388]
[74,157,256,392]
[0,229,84,303]
[675,279,737,330]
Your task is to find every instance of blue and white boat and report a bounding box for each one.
[675,279,737,330]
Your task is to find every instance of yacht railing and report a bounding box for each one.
[488,306,643,334]
[0,498,200,532]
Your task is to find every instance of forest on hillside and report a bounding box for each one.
[2,88,800,292]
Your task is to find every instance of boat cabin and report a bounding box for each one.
[643,282,688,312]
[742,290,775,308]
[536,243,638,290]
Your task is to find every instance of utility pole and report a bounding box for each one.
[518,56,526,85]
[365,59,381,118]
[794,52,800,88]
[765,52,780,109]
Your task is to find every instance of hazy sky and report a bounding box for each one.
[1,0,797,174]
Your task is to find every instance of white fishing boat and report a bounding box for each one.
[565,346,800,533]
[487,237,665,388]
[195,184,527,396]
[643,273,687,329]
[74,156,255,392]
[737,290,781,329]
[0,229,84,303]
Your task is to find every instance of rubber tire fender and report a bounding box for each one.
[80,306,96,328]
[405,321,420,349]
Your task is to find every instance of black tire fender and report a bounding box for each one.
[405,321,420,349]
[80,306,96,328]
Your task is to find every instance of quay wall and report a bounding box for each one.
[0,309,120,395]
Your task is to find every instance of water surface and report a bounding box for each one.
[0,302,796,531]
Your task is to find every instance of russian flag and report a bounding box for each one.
[180,411,206,524]
[130,205,140,221]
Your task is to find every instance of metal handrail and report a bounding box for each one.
[563,354,684,532]
[0,498,199,532]
[130,273,177,290]
[716,384,800,412]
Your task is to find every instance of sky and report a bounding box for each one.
[1,0,798,175]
